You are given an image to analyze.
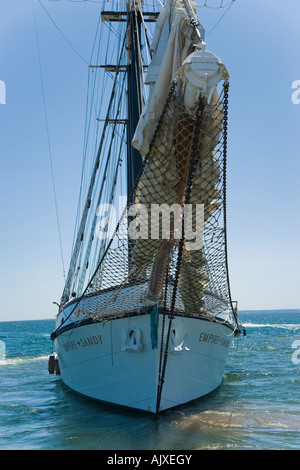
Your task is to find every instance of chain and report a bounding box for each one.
[222,82,239,331]
[156,95,204,414]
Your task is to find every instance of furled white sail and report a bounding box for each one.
[130,0,229,310]
[132,0,201,156]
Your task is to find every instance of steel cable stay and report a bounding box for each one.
[59,30,128,304]
[80,20,109,209]
[89,124,127,277]
[35,0,107,283]
[76,73,128,294]
[33,1,66,282]
[37,0,89,65]
[205,1,235,37]
[82,124,125,288]
[77,31,128,289]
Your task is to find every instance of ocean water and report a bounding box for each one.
[0,310,299,450]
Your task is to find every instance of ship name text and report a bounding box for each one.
[198,332,230,348]
[62,334,102,352]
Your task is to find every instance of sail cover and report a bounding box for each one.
[132,0,202,156]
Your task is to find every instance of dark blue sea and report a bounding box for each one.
[0,310,299,450]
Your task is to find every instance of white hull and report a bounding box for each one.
[53,312,233,413]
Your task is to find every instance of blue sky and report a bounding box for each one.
[0,0,299,321]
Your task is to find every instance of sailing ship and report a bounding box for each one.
[50,0,241,414]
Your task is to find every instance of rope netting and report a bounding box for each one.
[71,73,232,322]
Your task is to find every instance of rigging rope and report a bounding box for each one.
[73,14,104,255]
[38,0,89,65]
[33,1,66,282]
[61,31,128,302]
[205,1,235,37]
